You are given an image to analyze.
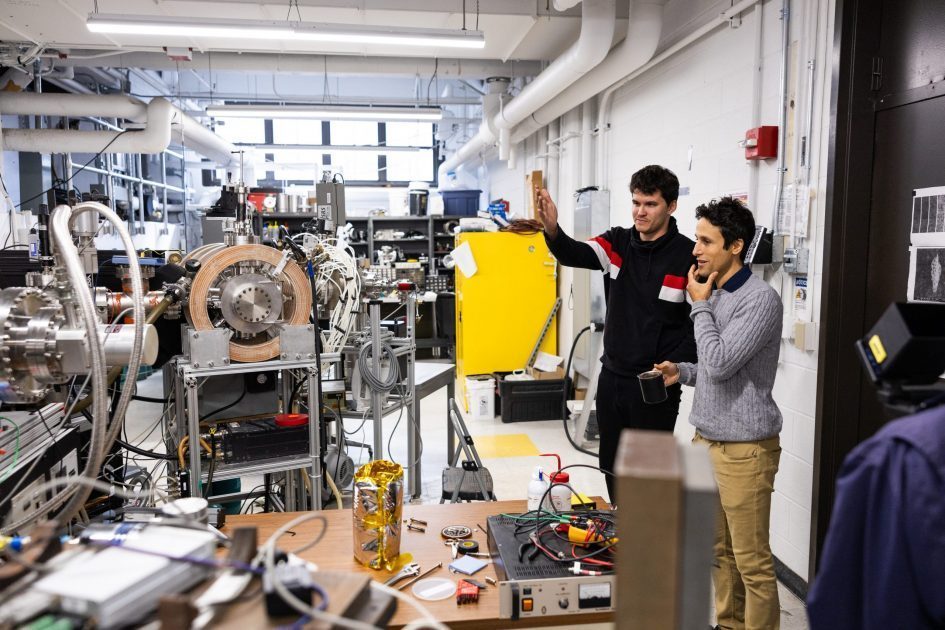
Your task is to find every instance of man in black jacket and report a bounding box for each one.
[537,165,697,501]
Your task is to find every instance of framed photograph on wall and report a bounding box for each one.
[907,246,945,303]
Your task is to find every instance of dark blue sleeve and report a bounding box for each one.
[808,441,945,630]
[901,448,945,627]
[807,445,875,630]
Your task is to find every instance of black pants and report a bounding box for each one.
[596,366,682,504]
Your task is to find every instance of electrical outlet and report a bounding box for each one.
[793,321,819,351]
[783,248,797,272]
[783,247,810,275]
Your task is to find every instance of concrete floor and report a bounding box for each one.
[125,368,808,629]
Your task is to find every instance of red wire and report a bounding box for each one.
[571,545,614,566]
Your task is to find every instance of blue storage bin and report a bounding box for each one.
[441,190,481,216]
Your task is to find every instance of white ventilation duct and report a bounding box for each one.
[510,0,665,145]
[438,77,508,180]
[0,92,237,167]
[171,114,239,166]
[438,0,616,180]
[1,95,173,156]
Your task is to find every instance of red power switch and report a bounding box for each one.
[744,126,778,160]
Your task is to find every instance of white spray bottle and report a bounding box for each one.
[527,466,550,512]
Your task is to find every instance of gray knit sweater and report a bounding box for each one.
[677,270,783,441]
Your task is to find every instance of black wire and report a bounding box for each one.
[562,325,597,457]
[115,438,176,461]
[308,270,326,507]
[426,58,438,104]
[203,439,216,499]
[199,381,247,422]
[1,170,14,248]
[240,483,269,514]
[13,130,132,211]
[564,326,591,389]
[288,378,306,411]
[132,394,167,404]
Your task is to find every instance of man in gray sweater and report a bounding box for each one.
[655,197,783,630]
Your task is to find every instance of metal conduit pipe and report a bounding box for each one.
[71,162,186,193]
[772,0,791,228]
[60,202,146,527]
[54,51,543,79]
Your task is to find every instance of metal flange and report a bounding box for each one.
[185,244,311,362]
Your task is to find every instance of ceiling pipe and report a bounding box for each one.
[0,92,144,118]
[53,51,541,80]
[171,113,238,166]
[2,96,173,155]
[44,76,94,94]
[438,77,508,181]
[594,0,762,186]
[0,92,237,166]
[75,67,122,90]
[510,0,664,146]
[494,0,615,158]
[439,0,616,181]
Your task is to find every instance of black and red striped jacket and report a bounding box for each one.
[545,216,697,377]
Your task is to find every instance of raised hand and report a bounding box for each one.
[535,187,559,238]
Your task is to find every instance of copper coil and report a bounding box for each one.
[186,244,312,362]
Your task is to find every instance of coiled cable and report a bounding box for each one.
[357,341,400,393]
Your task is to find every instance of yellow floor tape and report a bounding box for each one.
[471,434,540,458]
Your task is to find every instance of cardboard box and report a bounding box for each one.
[615,430,682,629]
[525,170,544,220]
[526,366,565,380]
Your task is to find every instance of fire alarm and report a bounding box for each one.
[744,126,778,160]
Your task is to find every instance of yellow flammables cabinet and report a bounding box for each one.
[454,231,558,406]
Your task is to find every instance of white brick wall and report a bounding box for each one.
[479,0,836,582]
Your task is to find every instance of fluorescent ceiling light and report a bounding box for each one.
[87,14,485,49]
[292,25,484,49]
[248,144,431,153]
[207,105,443,122]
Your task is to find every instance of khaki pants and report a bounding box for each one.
[694,432,781,630]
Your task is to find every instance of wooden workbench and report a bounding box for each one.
[224,498,613,629]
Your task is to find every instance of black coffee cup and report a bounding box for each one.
[638,369,668,404]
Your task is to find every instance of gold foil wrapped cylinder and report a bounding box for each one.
[352,460,404,570]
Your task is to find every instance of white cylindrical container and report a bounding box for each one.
[162,497,209,524]
[549,470,571,512]
[465,375,495,420]
[527,466,550,512]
